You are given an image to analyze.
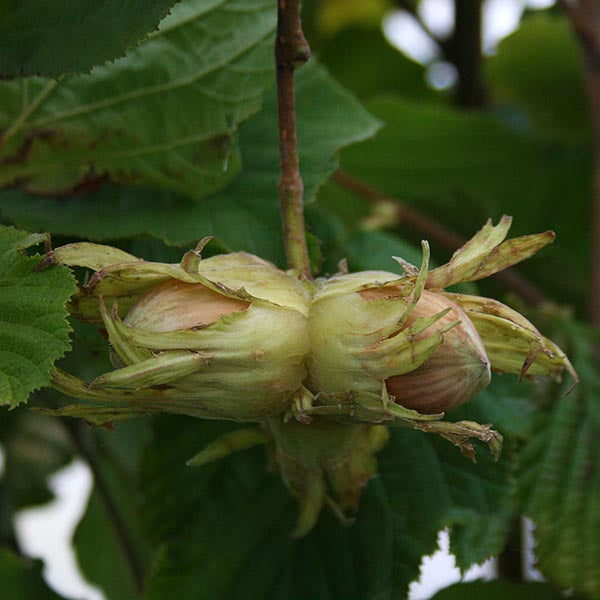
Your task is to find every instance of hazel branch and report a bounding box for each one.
[276,0,312,278]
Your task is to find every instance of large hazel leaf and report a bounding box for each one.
[520,320,600,598]
[340,96,548,209]
[0,0,180,78]
[379,413,519,574]
[141,409,517,599]
[0,0,277,198]
[0,225,76,408]
[0,62,380,266]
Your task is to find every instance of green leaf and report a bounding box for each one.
[0,0,277,198]
[520,320,600,597]
[142,417,400,600]
[340,96,548,215]
[345,229,424,272]
[428,580,564,600]
[140,417,293,598]
[73,420,153,600]
[75,490,140,600]
[0,0,179,78]
[0,225,76,408]
[0,62,380,266]
[452,376,537,439]
[318,26,433,100]
[0,548,65,599]
[240,61,381,206]
[141,413,517,599]
[487,14,588,140]
[0,410,71,509]
[379,425,517,575]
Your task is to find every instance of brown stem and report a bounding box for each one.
[60,419,145,594]
[561,0,600,326]
[276,0,312,278]
[333,170,547,305]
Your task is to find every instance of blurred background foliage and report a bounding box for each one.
[0,0,599,599]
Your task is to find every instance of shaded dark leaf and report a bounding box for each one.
[428,579,564,600]
[0,548,65,599]
[0,0,180,77]
[487,14,588,140]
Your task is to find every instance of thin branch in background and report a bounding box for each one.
[449,0,487,108]
[394,0,452,56]
[394,0,487,108]
[276,0,312,278]
[561,0,600,326]
[60,418,145,594]
[333,170,548,306]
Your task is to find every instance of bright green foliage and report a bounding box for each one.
[520,321,600,598]
[0,548,65,599]
[0,0,277,198]
[0,62,379,265]
[0,225,76,407]
[0,0,179,77]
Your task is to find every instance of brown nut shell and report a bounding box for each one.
[125,279,249,332]
[386,290,491,413]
